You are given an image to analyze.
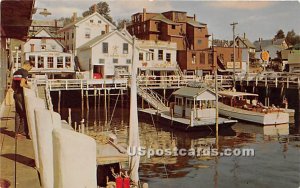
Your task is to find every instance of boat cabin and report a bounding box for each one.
[218,91,259,109]
[172,87,217,119]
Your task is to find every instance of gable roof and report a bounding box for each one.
[59,12,116,31]
[77,30,133,50]
[27,28,65,48]
[151,14,179,25]
[187,19,205,28]
[235,36,255,49]
[253,38,286,51]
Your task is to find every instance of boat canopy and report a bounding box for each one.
[219,91,258,98]
[173,86,216,101]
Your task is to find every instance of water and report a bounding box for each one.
[59,105,300,188]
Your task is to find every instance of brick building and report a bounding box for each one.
[127,8,215,74]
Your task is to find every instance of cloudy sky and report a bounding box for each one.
[34,0,300,42]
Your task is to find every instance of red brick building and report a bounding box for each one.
[214,47,243,71]
[127,9,215,74]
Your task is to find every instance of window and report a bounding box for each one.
[99,59,105,64]
[72,32,74,39]
[85,28,91,38]
[57,57,64,68]
[200,53,205,64]
[146,53,150,61]
[113,58,118,64]
[98,20,101,24]
[139,53,143,61]
[47,57,54,68]
[41,45,46,50]
[231,53,234,61]
[149,49,154,60]
[192,53,196,64]
[102,42,108,53]
[90,19,93,23]
[143,24,146,31]
[166,53,171,62]
[29,55,36,67]
[65,56,71,68]
[123,43,128,54]
[38,56,44,68]
[172,25,176,29]
[198,39,202,45]
[101,31,105,35]
[126,59,131,64]
[158,50,163,60]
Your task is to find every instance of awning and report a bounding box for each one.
[1,0,35,40]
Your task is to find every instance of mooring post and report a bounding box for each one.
[81,89,84,119]
[58,90,61,113]
[74,122,77,132]
[68,108,72,126]
[86,90,89,110]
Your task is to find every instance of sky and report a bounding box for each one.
[33,0,300,42]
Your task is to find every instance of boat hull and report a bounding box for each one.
[219,103,289,125]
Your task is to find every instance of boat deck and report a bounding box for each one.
[139,108,237,130]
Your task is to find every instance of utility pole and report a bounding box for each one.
[230,22,238,89]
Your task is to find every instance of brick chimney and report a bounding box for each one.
[93,4,97,13]
[193,14,196,21]
[72,12,77,22]
[143,8,146,21]
[243,32,246,39]
[105,24,109,33]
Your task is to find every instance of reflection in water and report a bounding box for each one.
[60,106,300,188]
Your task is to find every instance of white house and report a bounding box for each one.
[77,30,140,79]
[23,28,74,75]
[58,12,116,55]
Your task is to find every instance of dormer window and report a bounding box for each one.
[90,19,94,23]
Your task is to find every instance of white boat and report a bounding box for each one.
[140,86,237,131]
[218,91,289,125]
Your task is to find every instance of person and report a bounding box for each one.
[11,61,34,139]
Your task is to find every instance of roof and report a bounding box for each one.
[33,28,65,48]
[219,91,258,98]
[1,0,35,40]
[173,86,215,98]
[152,14,179,25]
[78,30,133,50]
[59,12,116,32]
[253,38,286,51]
[236,36,255,49]
[187,20,205,28]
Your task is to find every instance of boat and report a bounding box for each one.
[218,90,289,125]
[140,86,237,131]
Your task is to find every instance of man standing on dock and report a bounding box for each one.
[11,61,33,139]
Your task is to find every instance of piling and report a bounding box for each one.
[58,90,61,113]
[86,90,89,110]
[68,108,72,126]
[81,89,84,119]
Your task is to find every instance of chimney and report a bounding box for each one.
[105,24,109,33]
[243,32,246,39]
[93,4,97,13]
[143,8,146,21]
[123,21,127,29]
[72,12,77,22]
[193,14,196,21]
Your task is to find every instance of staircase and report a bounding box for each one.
[137,86,169,111]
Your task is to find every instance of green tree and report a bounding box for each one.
[82,1,113,23]
[274,29,285,39]
[286,29,300,46]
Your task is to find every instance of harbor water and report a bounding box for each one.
[55,93,300,188]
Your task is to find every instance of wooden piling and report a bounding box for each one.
[81,89,84,119]
[86,90,89,110]
[58,90,61,113]
[68,108,72,126]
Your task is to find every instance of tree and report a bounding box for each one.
[117,18,130,29]
[286,29,300,46]
[57,17,72,26]
[82,1,113,23]
[274,29,285,40]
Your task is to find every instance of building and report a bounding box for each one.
[136,39,178,76]
[29,20,64,37]
[127,9,214,75]
[23,28,74,77]
[77,30,139,79]
[253,38,288,52]
[58,12,116,55]
[214,46,243,73]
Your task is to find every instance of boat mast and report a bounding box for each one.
[212,33,219,145]
[129,36,140,186]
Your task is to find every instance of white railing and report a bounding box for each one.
[137,87,169,111]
